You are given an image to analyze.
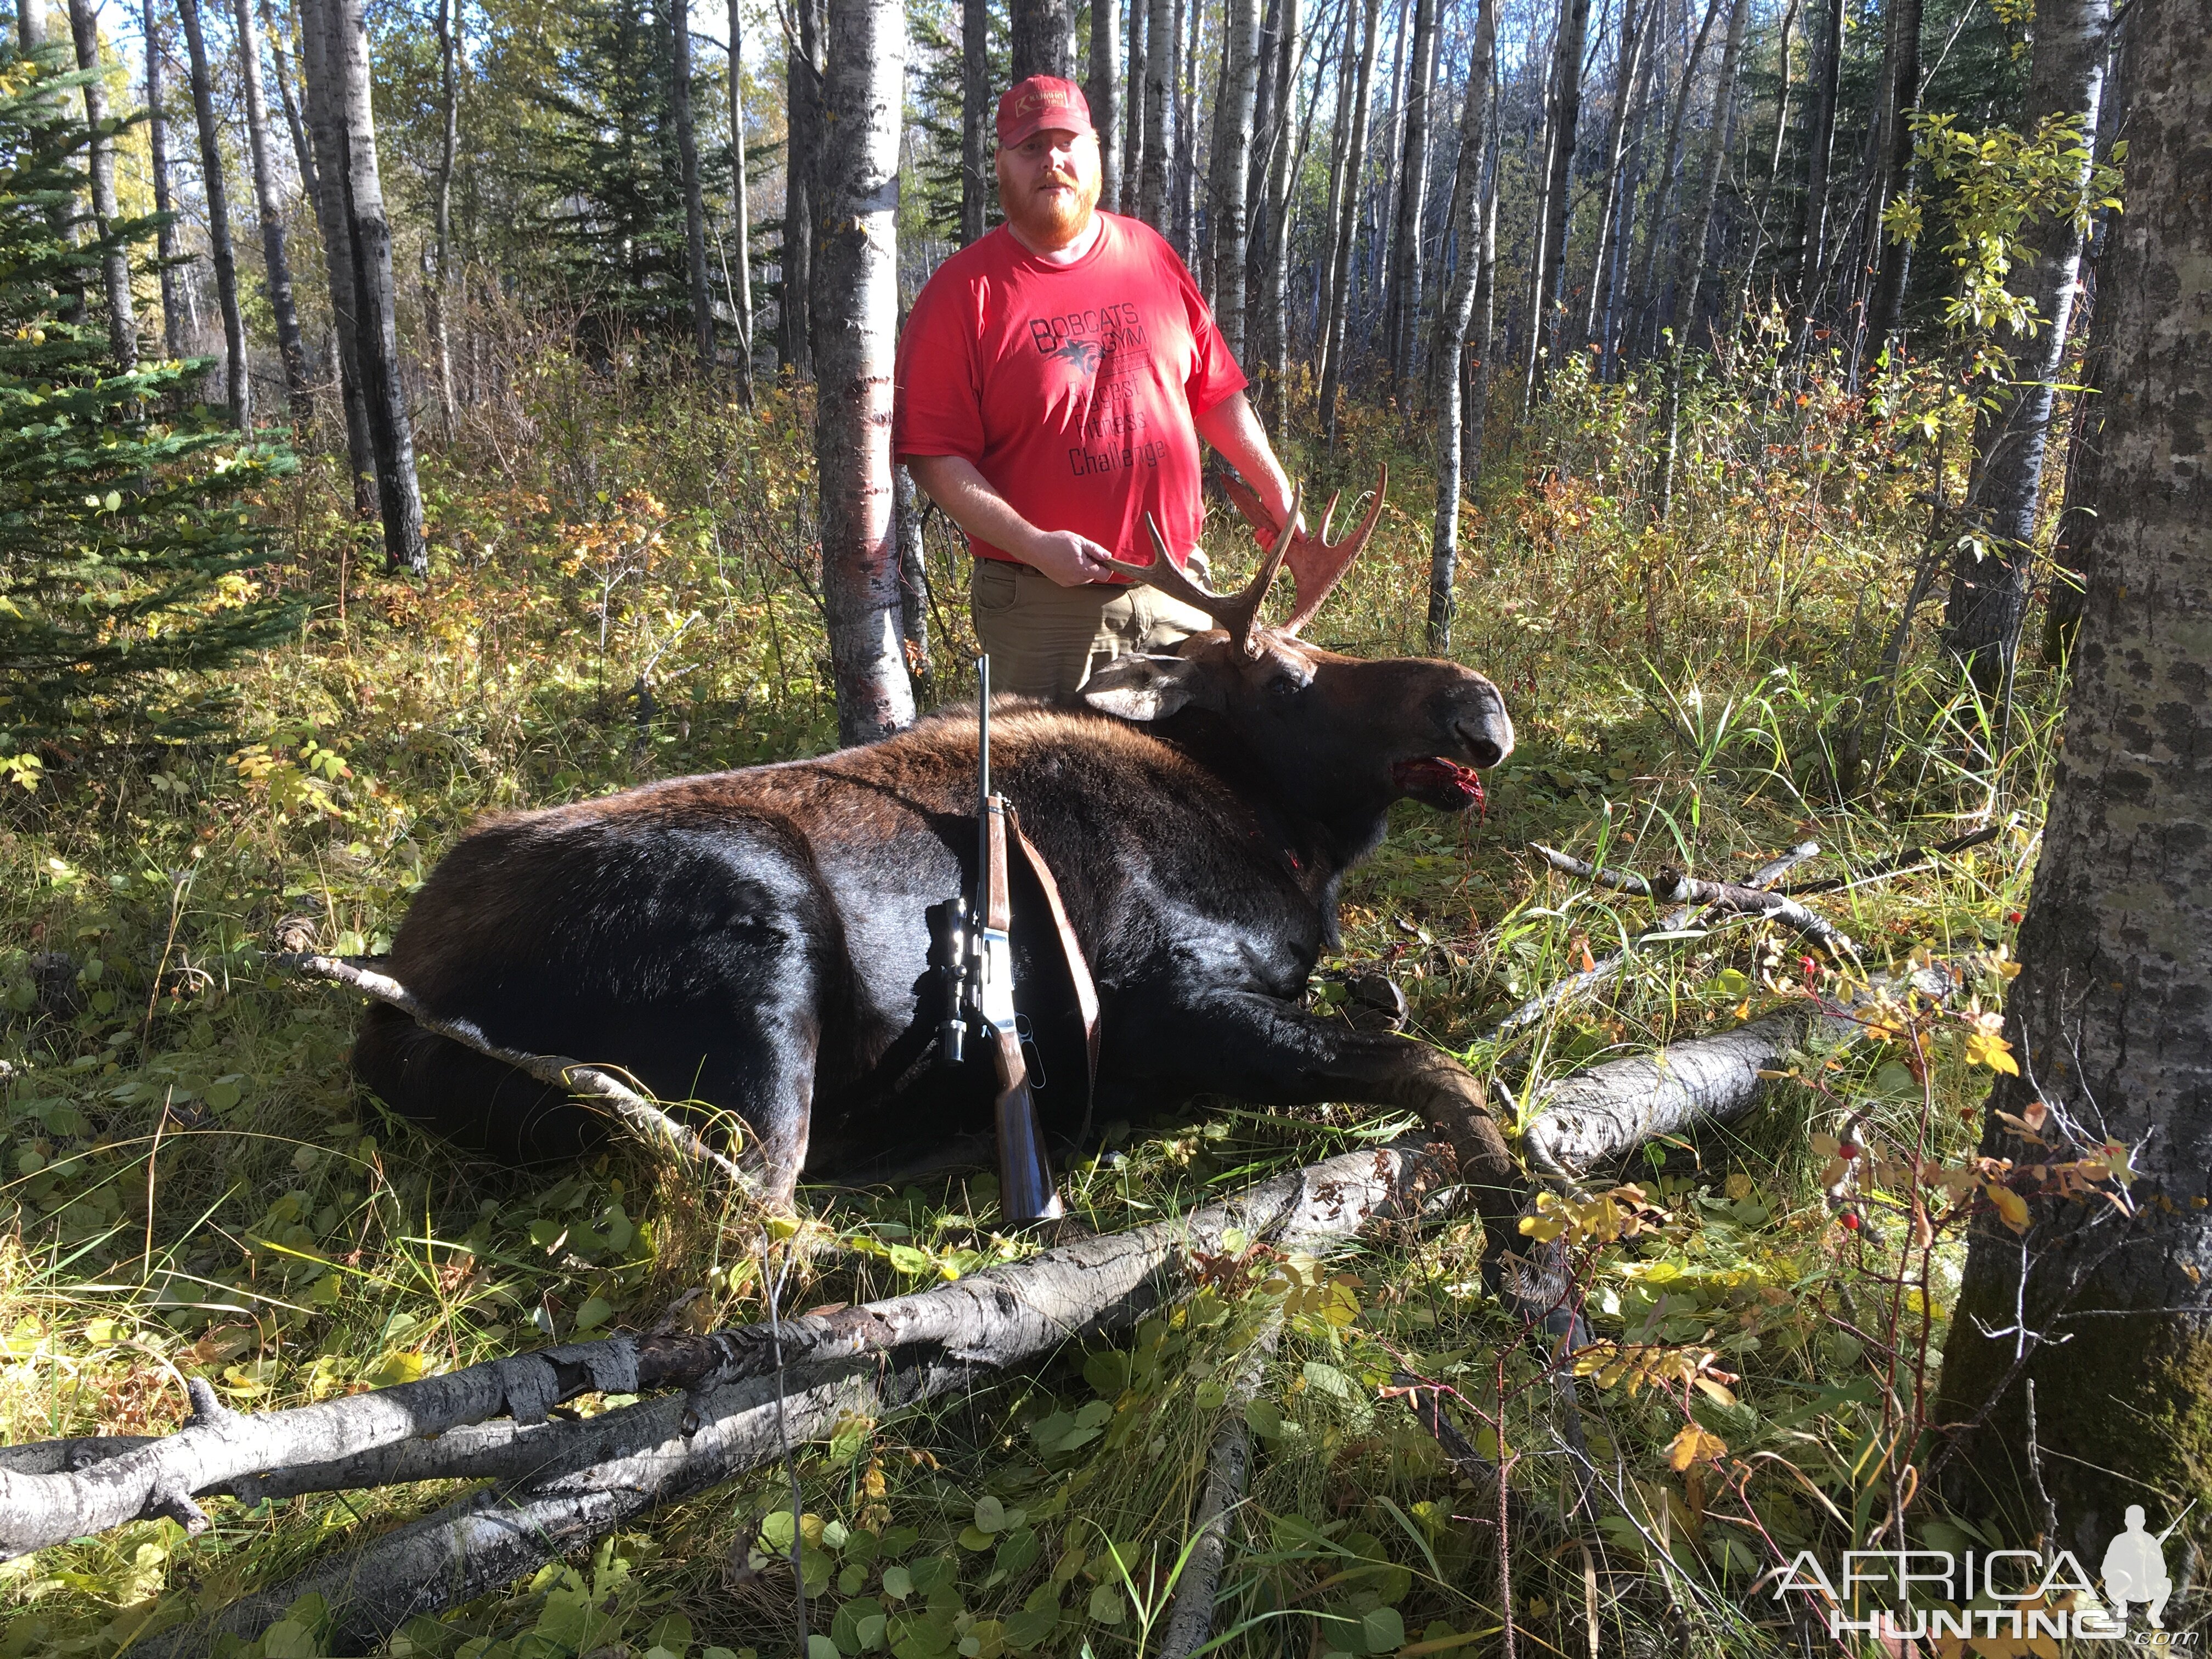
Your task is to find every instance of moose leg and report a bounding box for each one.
[1120,991,1565,1324]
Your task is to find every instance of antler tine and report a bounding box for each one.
[1103,512,1283,654]
[1280,464,1389,636]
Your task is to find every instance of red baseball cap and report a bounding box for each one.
[996,76,1096,146]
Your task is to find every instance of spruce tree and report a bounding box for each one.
[0,45,302,760]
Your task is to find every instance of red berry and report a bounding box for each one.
[1840,1142,1861,1160]
[1839,1212,1861,1231]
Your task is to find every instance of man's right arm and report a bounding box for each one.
[905,455,1117,588]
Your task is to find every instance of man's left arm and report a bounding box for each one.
[1192,391,1302,539]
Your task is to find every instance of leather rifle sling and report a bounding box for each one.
[1007,808,1101,1144]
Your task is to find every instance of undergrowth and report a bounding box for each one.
[0,332,2075,1658]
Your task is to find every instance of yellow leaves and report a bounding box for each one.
[1664,1424,1728,1471]
[1573,1342,1739,1405]
[1965,1027,2019,1074]
[1517,1185,1657,1249]
[1985,1182,2031,1234]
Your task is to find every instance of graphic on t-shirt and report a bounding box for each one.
[1052,337,1102,377]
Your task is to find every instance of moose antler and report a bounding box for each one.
[1220,466,1390,637]
[1103,481,1304,658]
[1103,468,1389,656]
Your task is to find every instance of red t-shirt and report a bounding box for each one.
[893,213,1247,573]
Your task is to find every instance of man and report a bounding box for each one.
[894,75,1301,699]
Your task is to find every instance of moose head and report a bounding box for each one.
[1080,468,1513,822]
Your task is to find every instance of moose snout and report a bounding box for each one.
[1449,679,1515,769]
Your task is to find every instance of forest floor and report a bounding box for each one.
[0,334,2063,1658]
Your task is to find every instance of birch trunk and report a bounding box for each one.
[1428,0,1498,652]
[1525,0,1593,395]
[1381,0,1437,387]
[1628,0,1722,355]
[1210,0,1259,358]
[1667,0,1748,343]
[1797,0,1842,309]
[781,0,822,375]
[1125,0,1147,216]
[67,0,136,367]
[428,0,458,431]
[177,0,250,427]
[1314,18,1356,399]
[1583,0,1652,351]
[232,0,310,421]
[1259,0,1302,426]
[814,0,916,747]
[727,0,756,397]
[143,2,185,360]
[259,0,315,197]
[1318,0,1379,444]
[1864,0,1920,344]
[1140,0,1171,228]
[1089,0,1119,210]
[1172,0,1197,258]
[1934,0,2212,1535]
[672,0,716,369]
[329,0,427,575]
[296,0,374,512]
[1940,0,2111,686]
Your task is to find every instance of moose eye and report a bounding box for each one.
[1265,673,1301,701]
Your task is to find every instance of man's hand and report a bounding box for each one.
[905,454,1115,586]
[1023,528,1118,586]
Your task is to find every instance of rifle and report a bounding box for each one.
[935,656,1063,1223]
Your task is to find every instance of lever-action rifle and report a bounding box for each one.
[933,656,1063,1222]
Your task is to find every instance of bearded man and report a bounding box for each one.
[894,76,1301,699]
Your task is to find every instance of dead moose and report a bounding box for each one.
[355,475,1524,1232]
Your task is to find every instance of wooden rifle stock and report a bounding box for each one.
[975,662,1062,1223]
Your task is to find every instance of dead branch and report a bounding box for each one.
[1488,843,1820,1038]
[1531,845,1858,960]
[104,1138,1454,1654]
[1156,1326,1280,1659]
[278,953,762,1199]
[1780,822,2007,896]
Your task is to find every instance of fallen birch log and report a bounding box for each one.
[106,1137,1456,1654]
[276,953,762,1199]
[1155,1325,1280,1659]
[1520,962,1962,1181]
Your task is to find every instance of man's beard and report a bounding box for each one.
[1000,166,1102,246]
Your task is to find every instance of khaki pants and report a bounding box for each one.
[969,560,1215,700]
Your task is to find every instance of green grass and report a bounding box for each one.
[0,338,2069,1658]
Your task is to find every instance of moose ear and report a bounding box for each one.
[1080,653,1210,721]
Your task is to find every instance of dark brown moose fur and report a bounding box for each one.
[355,628,1517,1214]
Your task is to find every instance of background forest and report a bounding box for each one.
[0,0,2182,1641]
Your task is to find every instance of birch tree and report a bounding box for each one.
[326,0,426,574]
[1865,0,1921,344]
[176,0,249,427]
[1139,0,1171,227]
[143,1,185,360]
[295,0,374,511]
[1934,0,2212,1532]
[1088,0,1118,208]
[782,0,822,373]
[1124,0,1146,212]
[66,0,134,366]
[727,0,756,396]
[1524,0,1593,394]
[815,0,916,745]
[670,0,715,369]
[1941,0,2113,685]
[232,0,311,420]
[1429,0,1498,651]
[1797,0,1842,308]
[1207,0,1259,358]
[1318,0,1379,443]
[1381,0,1437,387]
[428,0,458,430]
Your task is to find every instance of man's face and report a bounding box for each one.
[996,127,1102,247]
